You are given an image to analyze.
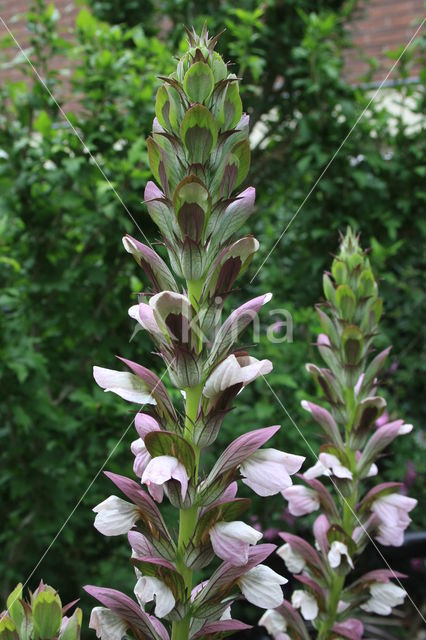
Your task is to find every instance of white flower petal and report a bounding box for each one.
[89,607,127,640]
[93,366,156,405]
[209,521,262,565]
[259,609,288,636]
[360,582,406,616]
[134,576,175,618]
[327,541,354,569]
[93,496,139,536]
[291,590,318,621]
[277,543,306,573]
[238,565,287,609]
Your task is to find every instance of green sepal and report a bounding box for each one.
[316,307,339,346]
[19,603,34,640]
[168,348,203,390]
[341,325,364,365]
[146,136,162,185]
[363,346,391,387]
[231,138,250,187]
[33,589,62,640]
[211,52,227,82]
[372,297,383,323]
[352,396,386,439]
[0,617,18,640]
[331,259,347,285]
[144,189,179,242]
[347,252,363,271]
[180,237,205,281]
[173,176,210,215]
[155,85,181,132]
[184,541,215,571]
[58,609,82,640]
[180,105,218,164]
[183,61,214,103]
[323,273,336,304]
[155,86,171,130]
[195,473,234,509]
[335,284,356,321]
[223,76,243,130]
[152,130,183,194]
[208,122,249,199]
[144,430,196,477]
[358,270,375,297]
[173,176,210,242]
[155,84,182,131]
[7,584,25,631]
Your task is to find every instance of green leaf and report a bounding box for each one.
[155,85,180,132]
[173,175,210,241]
[33,590,62,640]
[0,617,18,640]
[7,584,24,630]
[34,112,52,137]
[58,609,82,640]
[358,270,375,297]
[331,259,347,284]
[180,105,218,164]
[155,84,171,130]
[335,284,356,321]
[223,77,242,130]
[183,61,214,103]
[146,137,162,185]
[323,273,336,304]
[75,9,97,36]
[144,430,196,476]
[231,138,250,187]
[211,52,227,82]
[341,325,363,365]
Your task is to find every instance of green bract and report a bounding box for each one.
[0,584,81,640]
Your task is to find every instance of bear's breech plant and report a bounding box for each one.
[84,26,304,640]
[260,229,417,640]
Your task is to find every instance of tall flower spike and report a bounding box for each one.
[84,27,300,640]
[269,228,416,639]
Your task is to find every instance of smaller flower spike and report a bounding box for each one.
[268,229,417,639]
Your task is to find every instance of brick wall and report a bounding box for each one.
[344,0,424,84]
[0,0,79,103]
[0,0,424,95]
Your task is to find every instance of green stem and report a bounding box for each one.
[317,573,345,640]
[172,278,204,640]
